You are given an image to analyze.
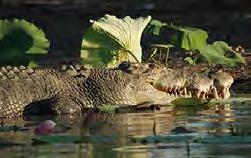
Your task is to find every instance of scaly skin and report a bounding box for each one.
[119,62,234,99]
[0,64,168,117]
[0,62,234,117]
[0,67,81,117]
[154,68,234,99]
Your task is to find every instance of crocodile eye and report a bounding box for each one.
[118,61,131,70]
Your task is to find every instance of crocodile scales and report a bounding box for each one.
[0,62,234,117]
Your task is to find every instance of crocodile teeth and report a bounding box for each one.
[176,86,181,92]
[201,93,206,99]
[219,88,230,99]
[170,93,175,97]
[173,86,178,93]
[183,87,187,95]
[222,88,230,99]
[178,90,182,97]
[212,86,219,99]
[192,90,200,98]
[187,91,192,97]
[165,87,172,93]
[218,91,223,99]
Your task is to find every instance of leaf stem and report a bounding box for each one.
[126,50,140,63]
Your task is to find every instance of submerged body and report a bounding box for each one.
[0,62,234,117]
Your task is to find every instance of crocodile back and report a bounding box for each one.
[78,69,137,107]
[0,67,73,117]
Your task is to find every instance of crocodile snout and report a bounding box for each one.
[152,70,234,100]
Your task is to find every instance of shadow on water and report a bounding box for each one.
[0,95,251,158]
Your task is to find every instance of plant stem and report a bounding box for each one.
[126,50,140,63]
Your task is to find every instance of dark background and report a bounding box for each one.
[0,0,250,60]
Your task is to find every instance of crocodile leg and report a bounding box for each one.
[50,95,83,115]
[0,68,74,117]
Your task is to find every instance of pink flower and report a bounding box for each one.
[34,120,56,135]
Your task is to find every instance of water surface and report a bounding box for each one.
[0,95,251,158]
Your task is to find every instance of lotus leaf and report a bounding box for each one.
[0,19,49,66]
[81,14,151,68]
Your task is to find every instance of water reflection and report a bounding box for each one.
[0,100,251,158]
[177,103,236,134]
[176,101,251,136]
[0,107,175,158]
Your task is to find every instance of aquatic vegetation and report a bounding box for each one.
[148,44,174,66]
[131,135,251,144]
[0,125,20,132]
[169,25,208,51]
[81,14,151,68]
[98,104,118,113]
[0,19,49,66]
[34,120,56,135]
[147,19,246,67]
[32,135,117,144]
[197,41,246,67]
[0,16,246,68]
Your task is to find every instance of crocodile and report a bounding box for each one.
[0,62,234,117]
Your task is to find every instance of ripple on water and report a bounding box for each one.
[1,95,251,158]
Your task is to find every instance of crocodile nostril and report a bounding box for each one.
[149,63,158,69]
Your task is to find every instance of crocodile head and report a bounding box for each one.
[118,61,175,104]
[208,70,234,99]
[118,62,234,103]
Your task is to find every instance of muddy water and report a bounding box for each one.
[0,95,251,158]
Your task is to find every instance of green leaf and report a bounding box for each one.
[32,135,81,144]
[208,96,251,105]
[28,60,39,67]
[32,135,117,144]
[0,126,20,132]
[81,14,151,68]
[198,41,246,67]
[172,96,251,107]
[169,25,208,51]
[146,19,167,35]
[131,135,251,144]
[98,104,118,114]
[194,136,251,143]
[184,57,195,65]
[131,135,195,144]
[0,19,49,66]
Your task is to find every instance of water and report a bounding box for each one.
[0,95,251,158]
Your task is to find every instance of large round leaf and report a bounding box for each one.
[81,15,151,68]
[0,19,49,66]
[198,41,246,67]
[169,25,208,51]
